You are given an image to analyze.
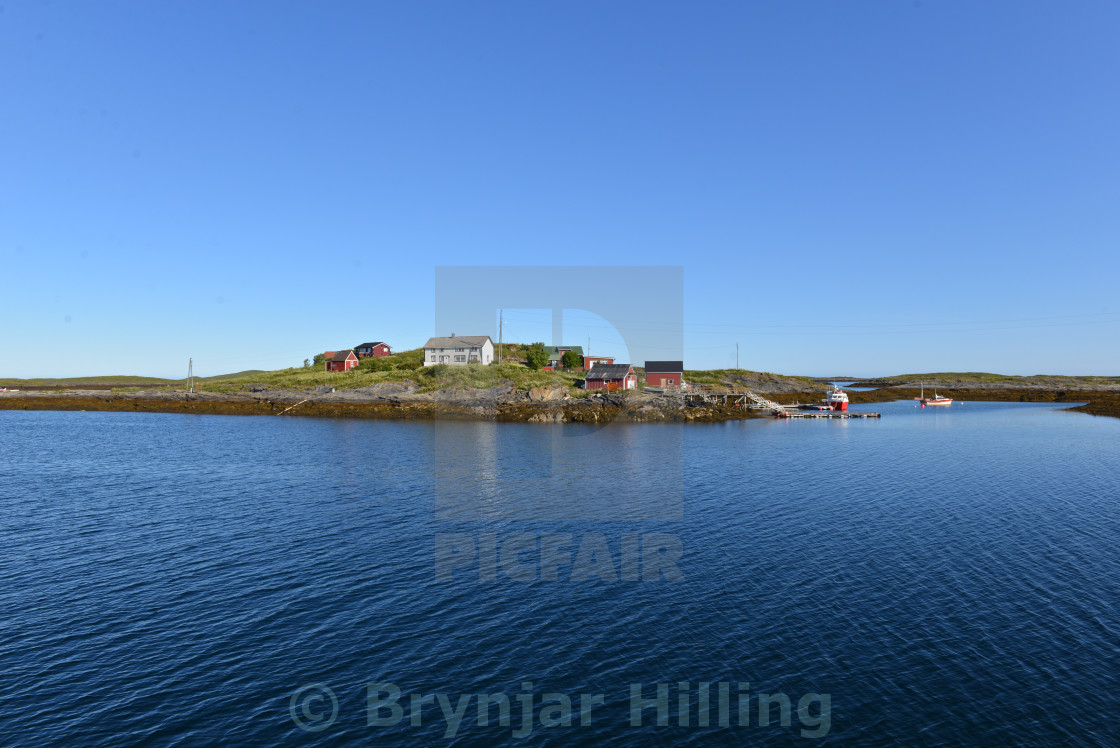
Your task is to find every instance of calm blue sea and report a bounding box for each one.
[2,401,1119,746]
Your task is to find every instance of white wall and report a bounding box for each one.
[423,339,494,366]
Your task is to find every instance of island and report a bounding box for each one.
[2,346,1119,421]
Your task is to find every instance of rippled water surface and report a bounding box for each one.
[2,402,1119,746]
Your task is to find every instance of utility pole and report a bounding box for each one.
[736,343,739,370]
[587,335,590,357]
[498,309,503,364]
[187,357,194,394]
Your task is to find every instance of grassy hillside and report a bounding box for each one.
[874,372,1019,383]
[684,368,819,389]
[26,354,1113,396]
[197,370,266,382]
[196,346,586,394]
[193,350,826,395]
[3,347,832,394]
[0,375,178,386]
[1,371,265,386]
[855,372,1120,387]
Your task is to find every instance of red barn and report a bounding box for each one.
[584,364,637,391]
[355,342,392,358]
[582,356,615,371]
[644,360,683,388]
[325,349,359,372]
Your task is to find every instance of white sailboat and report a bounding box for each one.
[918,382,952,407]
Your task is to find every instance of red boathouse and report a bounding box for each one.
[583,364,637,391]
[325,349,359,372]
[644,360,684,388]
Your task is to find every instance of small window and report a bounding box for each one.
[455,355,466,362]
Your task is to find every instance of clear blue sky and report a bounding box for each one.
[2,1,1118,378]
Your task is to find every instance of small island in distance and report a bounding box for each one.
[2,344,1118,422]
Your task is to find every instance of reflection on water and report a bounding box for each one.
[2,405,1119,747]
[435,420,683,521]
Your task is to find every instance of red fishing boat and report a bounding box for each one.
[823,386,849,411]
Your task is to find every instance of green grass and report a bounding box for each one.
[0,375,178,385]
[862,372,1120,385]
[888,372,1020,383]
[197,370,266,382]
[18,352,1111,396]
[683,368,819,388]
[194,347,585,394]
[2,355,832,394]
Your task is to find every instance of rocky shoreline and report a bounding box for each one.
[0,383,763,423]
[835,386,1120,419]
[850,376,1120,392]
[3,383,1118,421]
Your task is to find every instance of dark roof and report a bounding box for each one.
[423,335,492,349]
[585,364,635,381]
[356,341,389,349]
[330,349,356,362]
[644,360,684,373]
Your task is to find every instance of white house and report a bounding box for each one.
[422,335,495,366]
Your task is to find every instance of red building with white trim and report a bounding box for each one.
[355,342,392,357]
[582,356,615,371]
[325,349,359,372]
[583,364,637,391]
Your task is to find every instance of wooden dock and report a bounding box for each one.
[778,410,881,419]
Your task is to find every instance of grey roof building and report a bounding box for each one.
[422,335,495,366]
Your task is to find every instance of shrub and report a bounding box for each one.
[358,356,395,372]
[524,342,549,370]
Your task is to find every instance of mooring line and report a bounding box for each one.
[277,398,313,416]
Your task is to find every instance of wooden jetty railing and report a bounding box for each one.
[681,386,789,415]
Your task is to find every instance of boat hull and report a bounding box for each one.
[822,387,849,411]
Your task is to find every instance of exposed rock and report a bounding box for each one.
[11,382,1112,422]
[527,385,566,403]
